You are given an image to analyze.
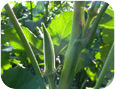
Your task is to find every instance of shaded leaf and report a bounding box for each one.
[102,29,114,44]
[100,29,114,63]
[1,67,46,89]
[1,45,14,52]
[32,1,45,16]
[99,29,114,84]
[24,18,44,32]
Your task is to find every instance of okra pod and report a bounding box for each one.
[42,23,56,89]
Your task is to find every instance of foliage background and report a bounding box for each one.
[1,1,114,89]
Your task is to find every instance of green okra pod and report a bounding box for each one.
[41,23,56,89]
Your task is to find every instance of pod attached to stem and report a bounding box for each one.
[41,23,56,89]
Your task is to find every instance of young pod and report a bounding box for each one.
[41,23,56,75]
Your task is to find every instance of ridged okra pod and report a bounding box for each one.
[41,23,56,89]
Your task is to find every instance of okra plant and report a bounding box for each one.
[1,1,114,89]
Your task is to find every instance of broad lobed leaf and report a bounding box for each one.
[1,67,46,89]
[47,11,73,54]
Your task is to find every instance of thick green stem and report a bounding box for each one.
[47,75,55,89]
[4,4,46,88]
[84,3,109,47]
[59,40,82,88]
[94,43,114,89]
[66,1,85,54]
[58,2,85,89]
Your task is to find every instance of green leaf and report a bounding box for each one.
[1,46,25,75]
[24,18,44,32]
[95,52,101,60]
[1,67,46,89]
[86,68,97,81]
[47,11,73,54]
[100,44,113,67]
[2,27,42,51]
[102,29,114,44]
[100,29,114,63]
[105,7,114,17]
[24,1,36,9]
[99,8,114,29]
[1,52,12,75]
[32,1,45,16]
[99,29,114,84]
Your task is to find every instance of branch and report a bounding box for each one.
[4,3,46,88]
[82,1,101,38]
[84,3,109,47]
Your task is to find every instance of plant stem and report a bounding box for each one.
[45,1,49,18]
[66,1,85,54]
[47,75,55,89]
[82,16,94,38]
[82,1,101,38]
[4,3,46,88]
[94,43,114,89]
[58,2,85,89]
[59,40,82,88]
[84,3,109,47]
[30,1,33,20]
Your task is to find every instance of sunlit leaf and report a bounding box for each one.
[1,52,12,75]
[105,7,114,17]
[99,8,114,29]
[95,52,101,60]
[2,27,43,51]
[47,11,73,54]
[86,68,97,81]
